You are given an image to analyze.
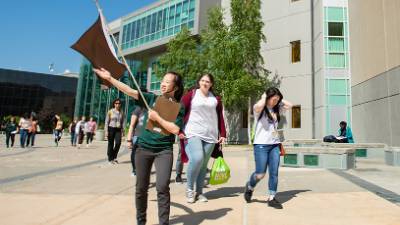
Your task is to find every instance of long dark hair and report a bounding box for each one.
[166,71,184,101]
[259,87,283,123]
[111,98,123,111]
[195,73,215,94]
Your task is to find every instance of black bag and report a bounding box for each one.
[323,135,337,143]
[211,143,223,158]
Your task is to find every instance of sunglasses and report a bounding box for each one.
[115,102,121,105]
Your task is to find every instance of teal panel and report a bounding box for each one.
[329,95,347,105]
[328,79,347,94]
[326,53,345,68]
[356,149,367,157]
[327,7,344,21]
[304,155,319,166]
[328,38,344,52]
[284,154,298,165]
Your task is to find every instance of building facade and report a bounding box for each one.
[75,0,353,142]
[0,68,78,132]
[243,0,352,140]
[348,0,400,146]
[74,0,221,128]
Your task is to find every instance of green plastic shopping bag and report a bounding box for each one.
[209,157,230,185]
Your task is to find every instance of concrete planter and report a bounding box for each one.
[96,129,105,141]
[385,147,400,166]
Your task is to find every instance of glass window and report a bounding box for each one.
[175,3,182,24]
[292,105,301,128]
[328,79,347,94]
[163,8,168,29]
[131,21,137,41]
[326,53,345,68]
[290,40,301,63]
[122,25,127,44]
[327,37,344,52]
[151,13,157,33]
[328,22,343,36]
[157,10,163,31]
[327,7,344,21]
[169,5,176,27]
[136,19,141,39]
[140,18,146,38]
[126,23,132,43]
[146,15,151,35]
[189,0,195,10]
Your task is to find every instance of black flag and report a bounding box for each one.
[71,13,126,86]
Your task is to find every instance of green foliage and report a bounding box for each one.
[59,114,72,129]
[158,0,280,110]
[157,28,207,89]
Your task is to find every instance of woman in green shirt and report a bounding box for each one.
[94,68,184,225]
[5,117,18,148]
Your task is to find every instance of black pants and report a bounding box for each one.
[6,133,15,147]
[107,127,122,161]
[135,148,173,225]
[27,132,36,146]
[86,132,94,144]
[130,136,138,172]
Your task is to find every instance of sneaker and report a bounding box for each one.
[131,171,136,177]
[196,193,208,202]
[108,161,114,165]
[186,189,195,203]
[113,159,119,164]
[175,175,183,183]
[268,198,283,209]
[244,182,253,203]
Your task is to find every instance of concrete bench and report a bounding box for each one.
[284,139,322,147]
[321,143,387,159]
[385,147,400,166]
[281,147,355,170]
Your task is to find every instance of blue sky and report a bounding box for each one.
[0,0,157,74]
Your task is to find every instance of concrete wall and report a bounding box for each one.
[349,0,400,146]
[260,0,313,139]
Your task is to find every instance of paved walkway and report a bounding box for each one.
[0,135,399,225]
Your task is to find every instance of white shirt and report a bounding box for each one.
[185,89,219,143]
[253,106,284,145]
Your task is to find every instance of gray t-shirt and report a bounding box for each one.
[106,109,124,129]
[132,106,145,137]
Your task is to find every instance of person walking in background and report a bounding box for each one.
[174,144,184,183]
[69,118,78,146]
[127,105,145,176]
[85,117,97,147]
[19,113,31,148]
[26,113,38,147]
[94,67,185,225]
[244,87,292,209]
[54,114,63,147]
[179,74,227,203]
[75,116,86,149]
[5,116,18,148]
[105,99,125,164]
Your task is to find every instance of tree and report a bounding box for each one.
[157,28,207,89]
[158,0,280,143]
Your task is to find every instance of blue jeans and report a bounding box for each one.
[20,129,28,148]
[248,144,280,195]
[186,136,215,194]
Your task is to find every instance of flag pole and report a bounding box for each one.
[93,0,151,111]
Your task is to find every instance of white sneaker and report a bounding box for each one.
[186,189,195,203]
[196,194,208,202]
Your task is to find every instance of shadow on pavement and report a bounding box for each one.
[168,201,233,225]
[252,189,311,204]
[205,186,245,200]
